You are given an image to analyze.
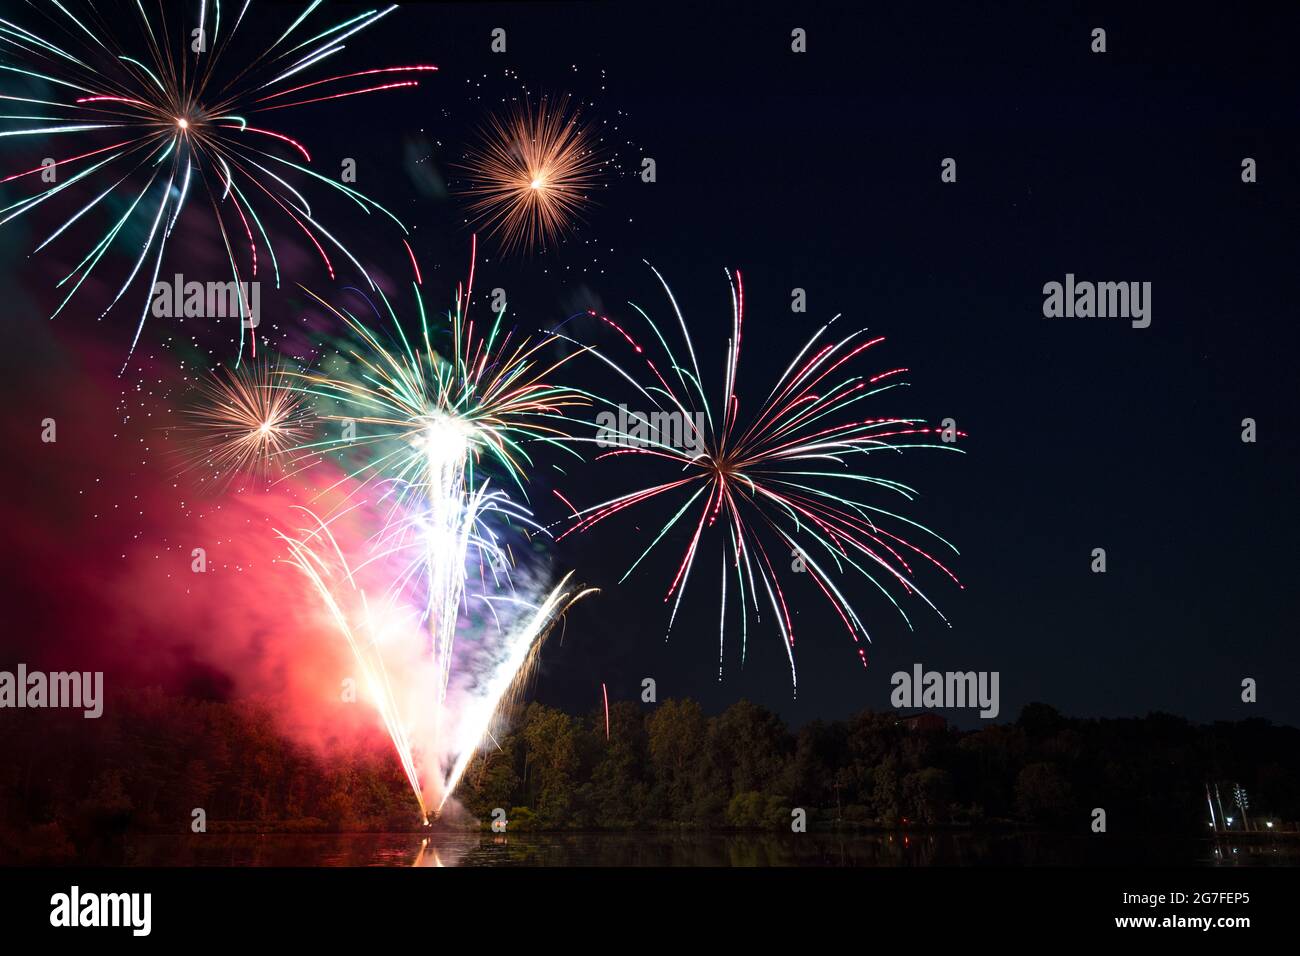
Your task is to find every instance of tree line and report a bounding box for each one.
[2,688,1297,861]
[459,698,1300,832]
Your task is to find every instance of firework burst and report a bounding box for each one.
[172,357,311,491]
[291,237,593,504]
[455,94,607,255]
[0,1,435,364]
[558,265,966,694]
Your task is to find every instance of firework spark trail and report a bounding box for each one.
[277,505,429,820]
[0,1,434,365]
[436,571,596,811]
[556,265,966,694]
[278,504,594,820]
[455,94,608,255]
[284,241,596,811]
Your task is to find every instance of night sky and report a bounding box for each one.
[2,0,1297,733]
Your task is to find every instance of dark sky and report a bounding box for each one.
[3,0,1297,731]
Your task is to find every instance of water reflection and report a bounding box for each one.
[112,830,1300,867]
[411,837,474,868]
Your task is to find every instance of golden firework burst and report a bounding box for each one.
[174,359,312,490]
[456,95,608,254]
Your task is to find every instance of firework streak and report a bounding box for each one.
[279,505,593,819]
[557,265,966,695]
[0,1,434,364]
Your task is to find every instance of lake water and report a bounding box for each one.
[115,831,1298,866]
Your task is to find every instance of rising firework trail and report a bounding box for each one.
[0,1,435,365]
[557,265,965,694]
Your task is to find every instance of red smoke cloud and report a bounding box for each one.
[2,322,382,753]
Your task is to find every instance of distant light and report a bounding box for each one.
[176,117,189,130]
[1267,821,1274,828]
[1226,816,1234,825]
